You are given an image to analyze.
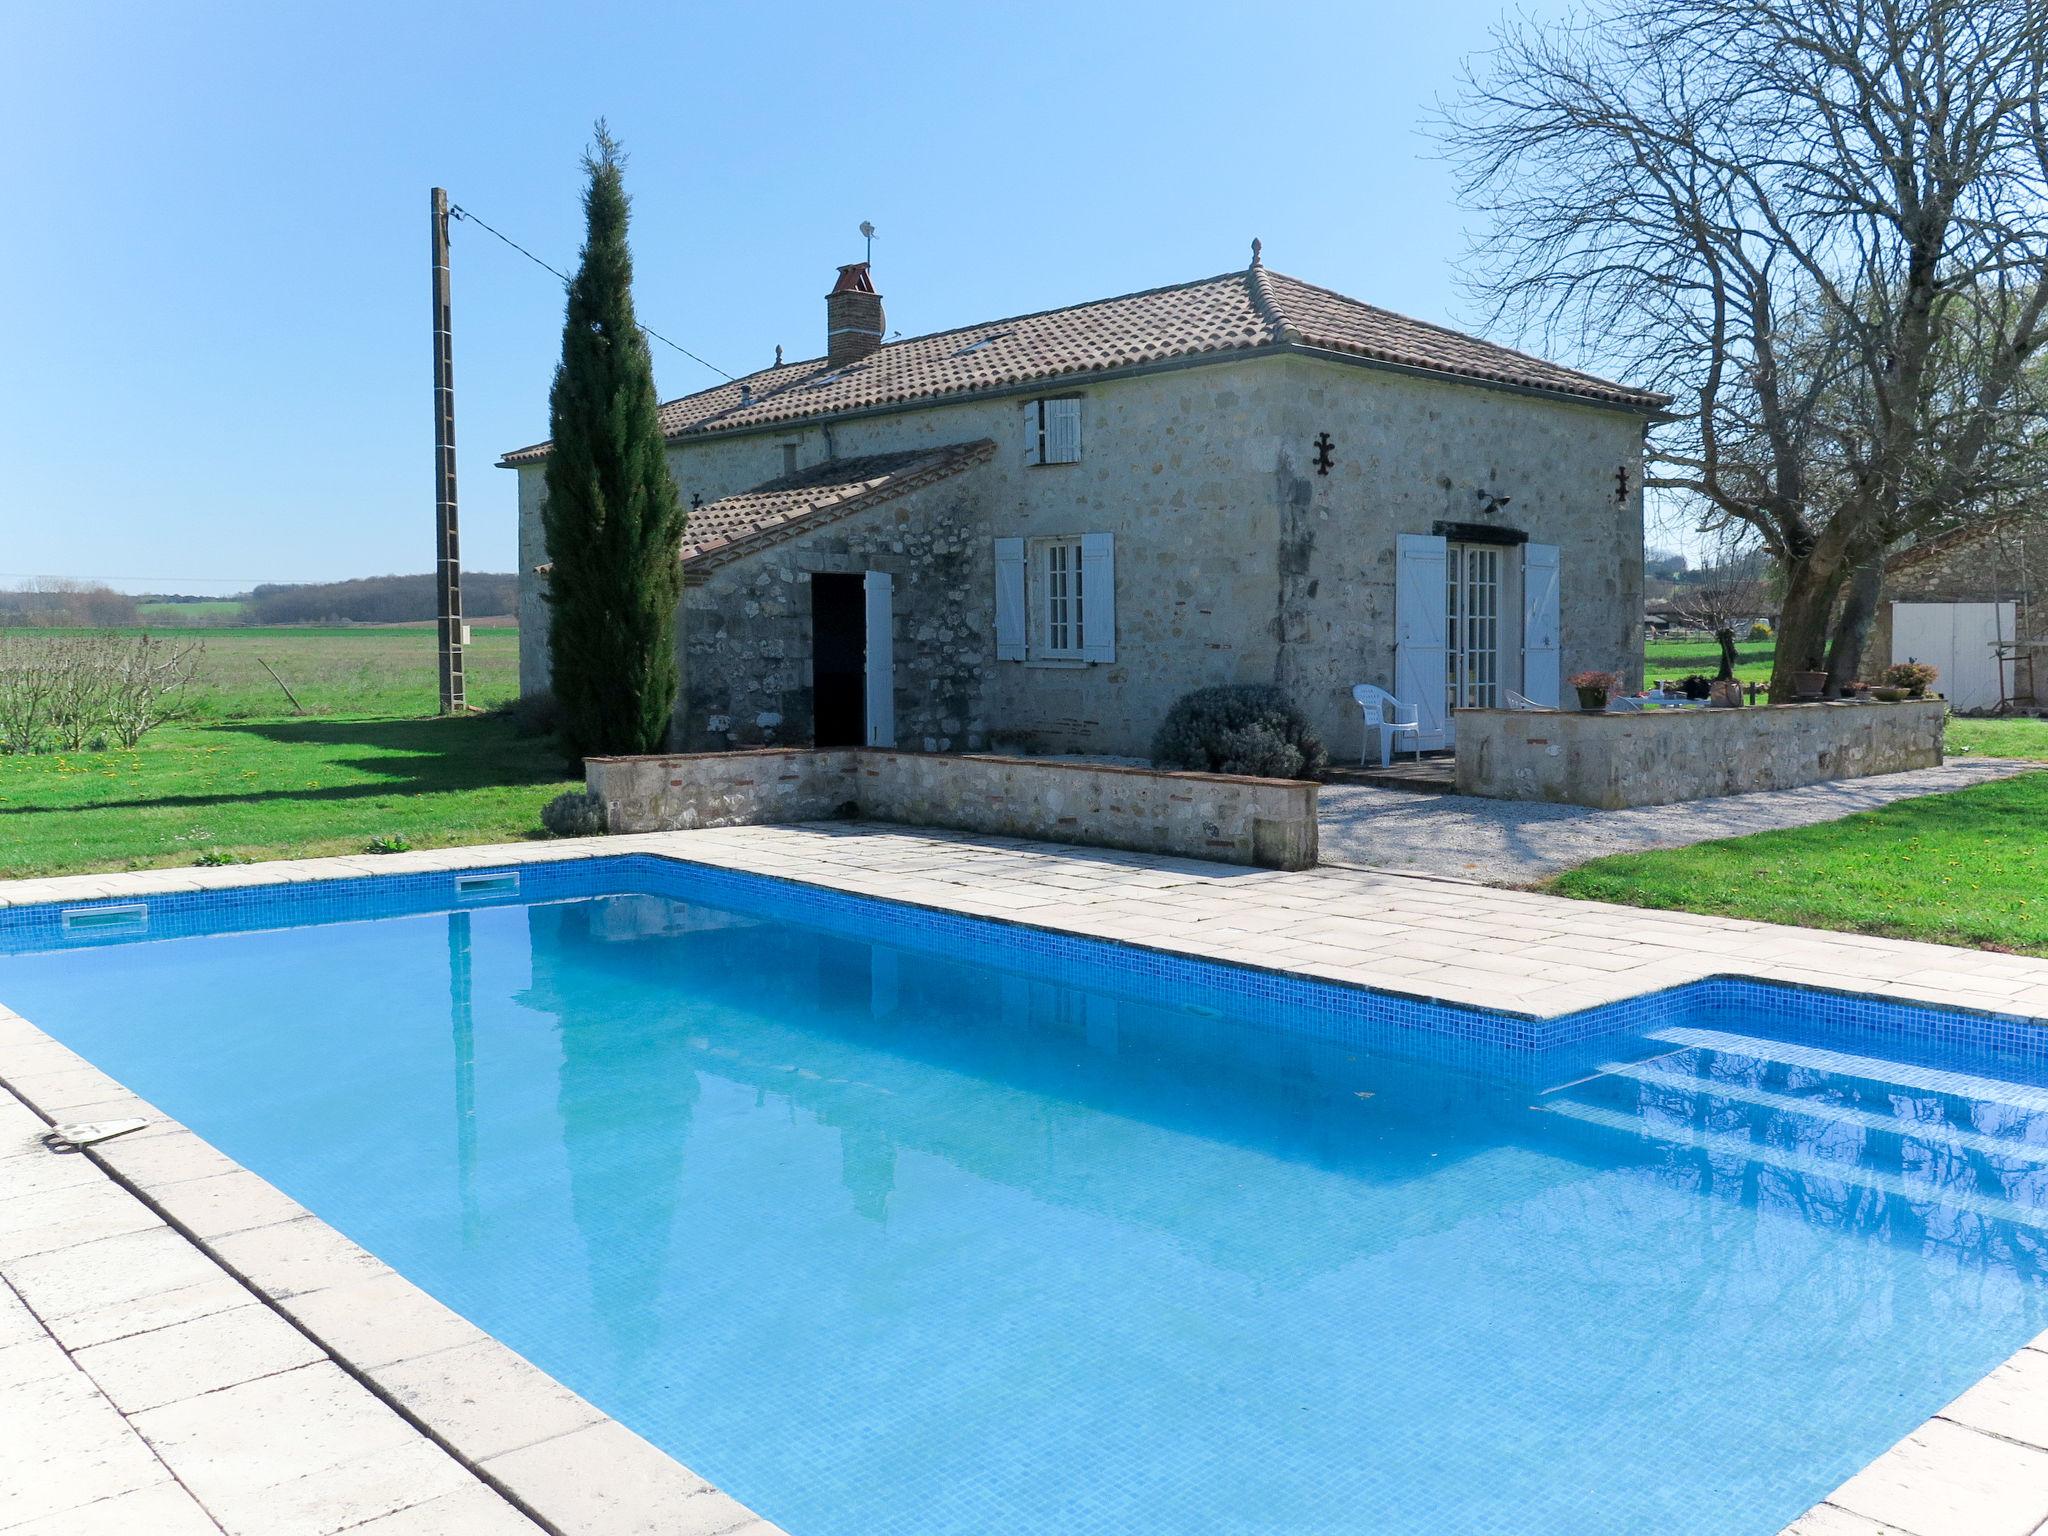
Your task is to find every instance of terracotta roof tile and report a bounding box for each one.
[502,266,1664,465]
[680,440,994,571]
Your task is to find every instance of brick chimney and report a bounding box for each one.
[826,263,885,366]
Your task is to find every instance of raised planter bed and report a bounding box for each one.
[1453,699,1946,809]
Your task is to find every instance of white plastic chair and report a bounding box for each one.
[1604,694,1647,712]
[1504,689,1553,711]
[1352,684,1424,767]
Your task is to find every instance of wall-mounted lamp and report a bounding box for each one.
[1477,491,1513,516]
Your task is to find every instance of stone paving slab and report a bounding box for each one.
[4,826,2048,1535]
[1318,756,2041,883]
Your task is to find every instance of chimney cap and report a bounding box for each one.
[829,262,878,297]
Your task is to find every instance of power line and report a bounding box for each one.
[447,202,736,381]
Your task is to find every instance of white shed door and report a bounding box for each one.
[1395,533,1449,748]
[863,571,895,747]
[1521,543,1561,707]
[1892,601,2016,713]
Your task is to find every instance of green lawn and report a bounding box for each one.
[1550,717,2048,955]
[1643,637,1777,684]
[0,625,577,878]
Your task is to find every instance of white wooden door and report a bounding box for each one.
[863,571,895,747]
[1521,543,1561,706]
[1892,601,2015,713]
[1395,533,1449,748]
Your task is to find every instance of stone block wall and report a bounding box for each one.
[585,749,1320,869]
[1454,700,1946,809]
[679,477,991,753]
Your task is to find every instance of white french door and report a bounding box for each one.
[1445,544,1503,713]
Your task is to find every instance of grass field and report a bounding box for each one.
[1551,717,2048,954]
[1643,637,1776,684]
[135,599,246,622]
[0,625,576,878]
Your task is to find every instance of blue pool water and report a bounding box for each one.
[6,862,2048,1535]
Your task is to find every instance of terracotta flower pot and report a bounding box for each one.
[1791,670,1829,700]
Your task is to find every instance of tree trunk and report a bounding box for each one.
[1769,557,1847,701]
[1822,554,1886,697]
[1714,627,1738,681]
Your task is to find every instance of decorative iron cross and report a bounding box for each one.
[1312,432,1335,476]
[1614,464,1631,505]
[690,492,704,511]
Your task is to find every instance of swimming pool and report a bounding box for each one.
[4,855,2046,1535]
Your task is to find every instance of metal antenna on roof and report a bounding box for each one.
[860,221,877,265]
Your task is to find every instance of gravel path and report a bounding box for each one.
[1317,756,2041,885]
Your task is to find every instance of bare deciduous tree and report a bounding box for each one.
[1441,0,2048,698]
[0,632,203,753]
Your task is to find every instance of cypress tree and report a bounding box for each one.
[542,121,685,760]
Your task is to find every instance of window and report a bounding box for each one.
[994,534,1115,663]
[1033,537,1087,658]
[1023,397,1082,465]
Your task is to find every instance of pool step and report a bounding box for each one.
[1641,1027,2048,1117]
[1532,1097,2048,1233]
[1536,1031,2048,1223]
[1568,1056,2048,1168]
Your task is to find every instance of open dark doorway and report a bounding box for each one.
[810,573,866,747]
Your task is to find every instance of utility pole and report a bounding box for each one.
[430,187,466,714]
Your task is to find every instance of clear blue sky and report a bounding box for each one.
[3,0,1633,595]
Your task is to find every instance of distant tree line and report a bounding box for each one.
[246,573,518,626]
[0,582,140,627]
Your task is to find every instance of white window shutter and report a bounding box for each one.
[1046,398,1082,463]
[1079,533,1115,661]
[1521,543,1561,707]
[863,571,894,748]
[1022,401,1043,465]
[1395,533,1449,748]
[994,538,1026,660]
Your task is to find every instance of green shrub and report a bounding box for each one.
[365,833,413,855]
[541,789,608,838]
[1748,620,1773,640]
[193,849,252,867]
[1150,685,1329,780]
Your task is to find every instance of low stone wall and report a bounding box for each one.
[585,750,1320,869]
[1454,700,1946,809]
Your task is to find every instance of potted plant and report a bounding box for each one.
[1882,661,1939,699]
[1791,668,1829,700]
[1872,685,1908,702]
[1570,670,1621,711]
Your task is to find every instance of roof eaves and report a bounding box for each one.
[1282,341,1672,415]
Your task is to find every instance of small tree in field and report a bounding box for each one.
[1667,542,1773,682]
[542,122,686,759]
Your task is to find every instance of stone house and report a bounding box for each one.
[1865,517,2047,709]
[502,249,1666,760]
